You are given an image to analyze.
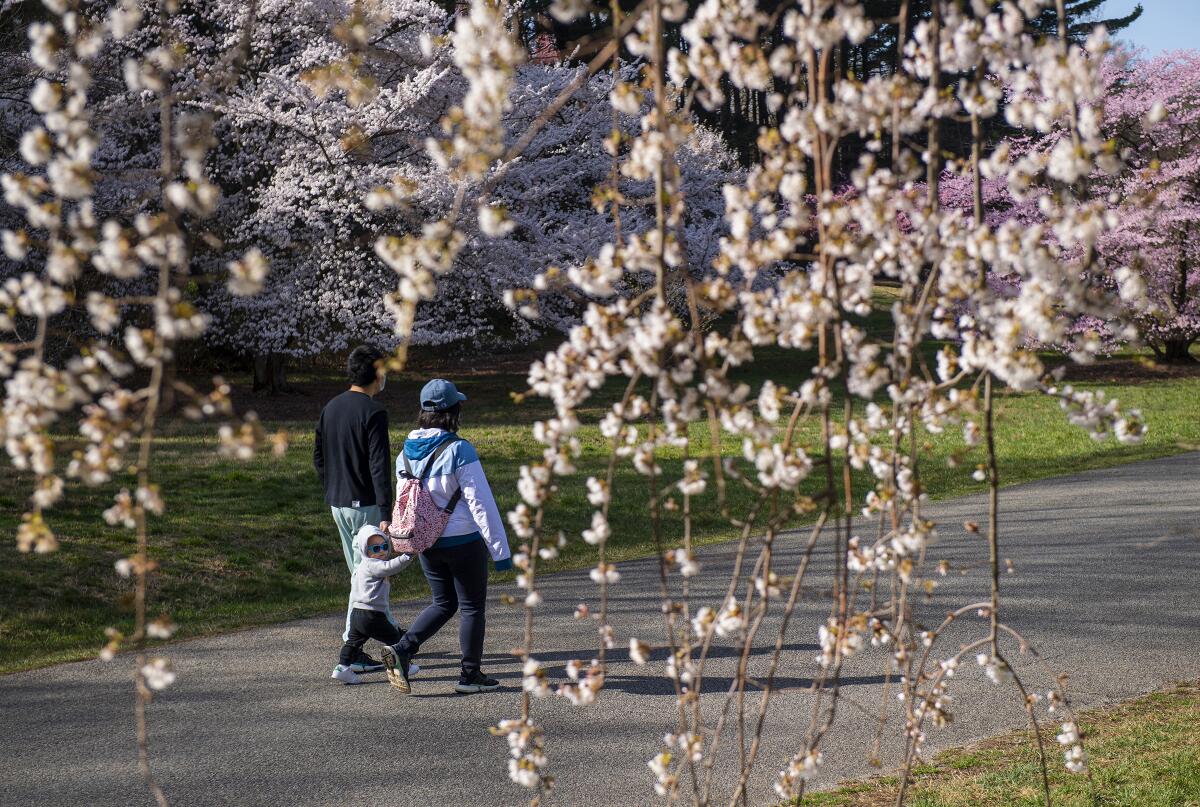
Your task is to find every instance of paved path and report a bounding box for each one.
[3,453,1199,807]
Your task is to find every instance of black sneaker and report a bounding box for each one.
[348,656,385,674]
[380,644,412,694]
[455,670,500,694]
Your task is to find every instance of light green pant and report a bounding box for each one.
[330,505,396,641]
[331,504,382,573]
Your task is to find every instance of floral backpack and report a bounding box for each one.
[388,437,462,554]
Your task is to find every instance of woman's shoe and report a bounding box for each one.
[455,670,500,694]
[381,644,412,694]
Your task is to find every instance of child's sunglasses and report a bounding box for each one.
[367,541,390,554]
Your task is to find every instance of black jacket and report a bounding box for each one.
[313,390,392,509]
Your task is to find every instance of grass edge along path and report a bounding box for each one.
[791,681,1200,807]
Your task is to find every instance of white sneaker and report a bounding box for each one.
[332,663,417,685]
[331,664,363,685]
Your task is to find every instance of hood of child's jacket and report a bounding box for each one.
[403,428,457,460]
[353,523,384,554]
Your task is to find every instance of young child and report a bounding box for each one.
[331,525,421,684]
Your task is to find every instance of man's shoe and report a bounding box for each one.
[381,644,412,694]
[348,656,385,674]
[455,670,501,694]
[331,664,363,685]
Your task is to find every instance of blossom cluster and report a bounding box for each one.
[492,0,1139,800]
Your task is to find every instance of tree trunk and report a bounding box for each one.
[1161,339,1197,364]
[252,353,291,393]
[1156,237,1198,364]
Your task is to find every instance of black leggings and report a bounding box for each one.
[396,538,489,676]
[339,608,403,666]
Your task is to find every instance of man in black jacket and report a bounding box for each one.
[314,344,394,672]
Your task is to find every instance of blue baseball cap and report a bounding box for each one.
[419,378,467,412]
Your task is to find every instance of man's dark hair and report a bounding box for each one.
[417,402,461,433]
[347,345,386,387]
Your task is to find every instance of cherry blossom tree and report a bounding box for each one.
[933,48,1200,363]
[181,0,733,372]
[3,0,736,388]
[190,0,455,388]
[1097,49,1200,362]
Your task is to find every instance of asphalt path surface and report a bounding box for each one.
[3,452,1199,807]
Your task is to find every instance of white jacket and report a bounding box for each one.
[395,429,511,565]
[349,525,413,613]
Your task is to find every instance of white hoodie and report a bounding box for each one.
[349,524,412,613]
[396,428,512,567]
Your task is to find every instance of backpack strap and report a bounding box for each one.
[424,437,463,515]
[420,436,461,481]
[443,486,464,516]
[399,453,416,480]
[401,436,463,515]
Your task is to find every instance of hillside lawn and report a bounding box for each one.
[793,681,1200,807]
[3,300,1199,673]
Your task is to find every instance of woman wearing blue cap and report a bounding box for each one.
[381,378,512,694]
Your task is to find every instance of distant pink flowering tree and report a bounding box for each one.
[937,48,1200,362]
[1098,49,1200,363]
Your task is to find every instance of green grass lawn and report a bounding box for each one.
[2,326,1198,673]
[797,681,1200,806]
